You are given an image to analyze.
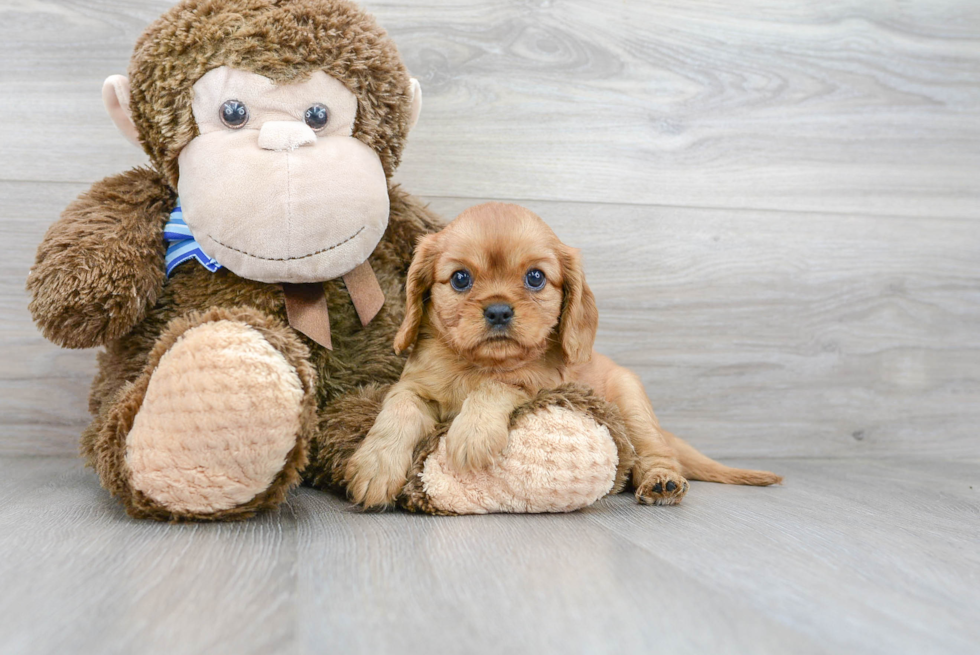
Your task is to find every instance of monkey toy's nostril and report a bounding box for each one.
[484,303,514,328]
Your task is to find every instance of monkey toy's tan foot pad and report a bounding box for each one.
[401,385,635,515]
[635,468,689,506]
[97,310,316,521]
[125,321,303,517]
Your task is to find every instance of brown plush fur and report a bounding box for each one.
[26,0,443,520]
[307,383,390,494]
[60,183,441,519]
[27,168,173,349]
[398,425,453,515]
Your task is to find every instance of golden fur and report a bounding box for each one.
[347,203,782,508]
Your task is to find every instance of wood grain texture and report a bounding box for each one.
[0,182,96,456]
[585,457,980,655]
[2,1,979,218]
[0,457,297,655]
[293,485,825,655]
[385,0,980,218]
[1,456,977,655]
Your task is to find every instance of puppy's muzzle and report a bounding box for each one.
[484,303,514,329]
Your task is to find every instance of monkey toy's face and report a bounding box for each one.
[105,63,421,284]
[173,67,389,283]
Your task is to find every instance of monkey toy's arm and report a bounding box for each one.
[27,167,173,349]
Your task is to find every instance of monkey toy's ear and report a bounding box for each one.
[408,78,423,132]
[102,75,142,148]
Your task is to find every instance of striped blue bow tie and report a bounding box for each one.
[163,200,222,277]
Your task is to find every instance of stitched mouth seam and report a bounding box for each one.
[206,227,365,262]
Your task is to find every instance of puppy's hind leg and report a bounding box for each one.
[664,430,783,486]
[601,366,688,506]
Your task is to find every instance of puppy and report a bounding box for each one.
[346,202,782,508]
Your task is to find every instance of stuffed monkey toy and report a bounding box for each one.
[27,0,629,520]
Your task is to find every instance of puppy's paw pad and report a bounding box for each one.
[635,469,688,506]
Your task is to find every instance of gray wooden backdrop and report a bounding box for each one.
[2,0,977,459]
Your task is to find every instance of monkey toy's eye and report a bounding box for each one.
[450,270,473,292]
[219,100,249,128]
[304,103,329,131]
[524,269,546,291]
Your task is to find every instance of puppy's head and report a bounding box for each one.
[395,203,598,368]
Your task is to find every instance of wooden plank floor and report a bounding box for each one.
[1,0,978,653]
[0,456,977,655]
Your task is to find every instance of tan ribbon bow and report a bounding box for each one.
[281,260,385,350]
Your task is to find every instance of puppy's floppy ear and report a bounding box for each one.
[558,244,598,366]
[394,233,440,353]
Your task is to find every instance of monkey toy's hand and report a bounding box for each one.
[27,169,171,348]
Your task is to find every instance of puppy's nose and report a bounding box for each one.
[484,303,514,328]
[257,121,317,151]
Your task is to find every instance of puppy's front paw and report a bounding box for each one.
[635,468,689,506]
[345,444,411,509]
[445,413,509,473]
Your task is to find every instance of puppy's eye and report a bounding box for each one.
[524,269,546,291]
[219,100,249,129]
[304,103,329,131]
[450,270,473,292]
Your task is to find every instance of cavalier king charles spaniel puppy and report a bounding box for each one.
[346,202,781,508]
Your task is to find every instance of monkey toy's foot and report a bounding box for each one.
[395,385,637,515]
[95,310,316,520]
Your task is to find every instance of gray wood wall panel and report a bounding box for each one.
[0,182,95,456]
[2,1,979,218]
[387,0,980,218]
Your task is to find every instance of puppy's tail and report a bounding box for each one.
[666,431,783,486]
